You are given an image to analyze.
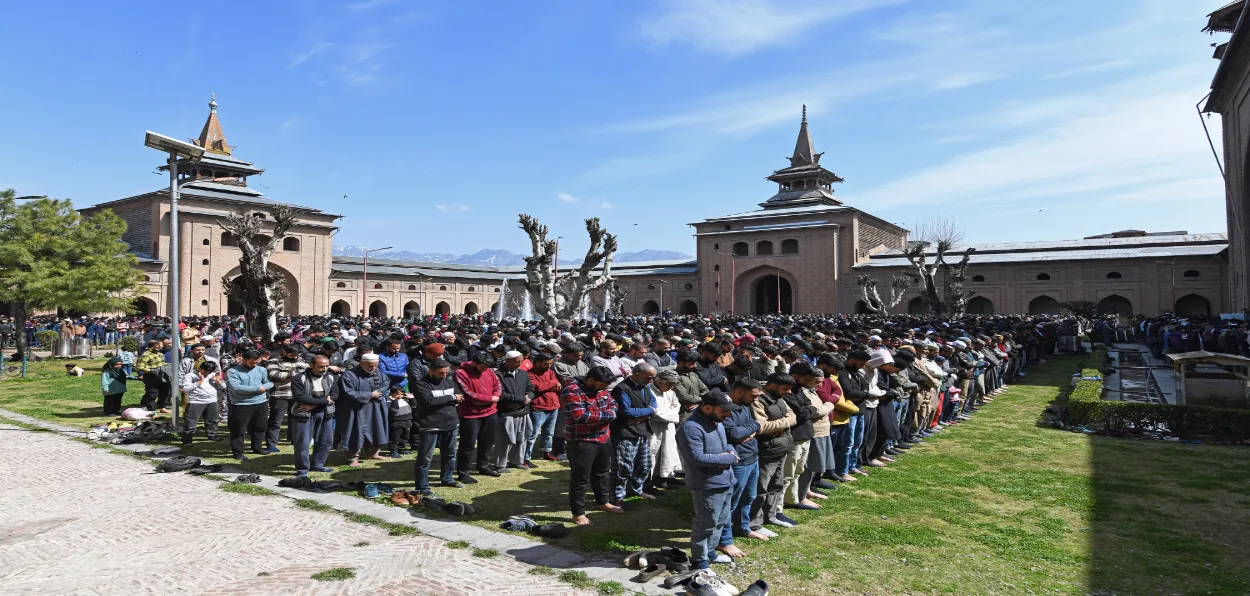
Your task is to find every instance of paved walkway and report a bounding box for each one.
[0,419,594,596]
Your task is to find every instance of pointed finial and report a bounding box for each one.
[802,104,807,123]
[209,91,218,112]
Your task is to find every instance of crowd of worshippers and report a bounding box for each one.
[95,311,1068,571]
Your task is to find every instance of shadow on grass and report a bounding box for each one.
[1027,355,1250,595]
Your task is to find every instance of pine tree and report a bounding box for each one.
[0,189,143,359]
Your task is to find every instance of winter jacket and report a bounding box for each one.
[291,370,340,415]
[722,404,761,466]
[497,366,535,418]
[803,387,836,438]
[752,391,796,460]
[528,368,561,411]
[378,351,410,390]
[454,366,501,419]
[265,358,307,400]
[676,411,738,491]
[412,374,459,431]
[611,376,656,440]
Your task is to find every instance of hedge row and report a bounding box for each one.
[1066,347,1250,439]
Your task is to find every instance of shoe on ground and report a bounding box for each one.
[813,479,837,490]
[765,518,794,529]
[711,553,734,564]
[264,446,281,454]
[398,449,411,455]
[885,448,901,456]
[741,579,769,596]
[458,474,479,484]
[624,550,647,569]
[785,502,819,511]
[310,466,335,473]
[523,460,536,469]
[391,491,413,507]
[477,467,502,477]
[440,480,465,489]
[543,452,558,461]
[895,442,912,449]
[631,563,666,583]
[390,450,401,458]
[755,527,779,538]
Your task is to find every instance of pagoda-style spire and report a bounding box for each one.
[788,104,822,167]
[196,92,232,155]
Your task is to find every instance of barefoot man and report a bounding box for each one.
[560,366,622,526]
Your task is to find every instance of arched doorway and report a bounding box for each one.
[907,297,927,314]
[679,300,698,315]
[225,263,300,316]
[368,300,387,317]
[227,276,247,316]
[132,297,157,316]
[435,301,451,315]
[1174,294,1211,317]
[403,301,420,318]
[1097,294,1133,316]
[967,296,993,315]
[464,302,479,315]
[751,274,793,314]
[330,300,350,317]
[1028,295,1060,315]
[643,300,660,314]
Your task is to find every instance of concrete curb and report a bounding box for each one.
[0,407,679,594]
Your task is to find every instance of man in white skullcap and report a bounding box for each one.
[495,350,535,471]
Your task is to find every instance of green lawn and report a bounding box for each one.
[2,356,1248,595]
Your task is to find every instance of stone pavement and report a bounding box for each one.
[0,417,597,596]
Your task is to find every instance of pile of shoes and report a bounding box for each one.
[155,455,201,473]
[278,476,315,489]
[498,516,570,538]
[187,464,223,475]
[358,483,395,498]
[421,495,476,517]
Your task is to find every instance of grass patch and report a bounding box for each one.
[446,540,469,549]
[218,482,275,496]
[385,523,420,536]
[343,512,383,525]
[596,581,626,595]
[471,547,499,558]
[294,499,333,512]
[558,570,594,589]
[528,566,555,575]
[310,567,355,581]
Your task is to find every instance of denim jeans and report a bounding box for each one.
[830,424,853,475]
[291,410,333,476]
[845,412,865,472]
[415,427,459,492]
[721,462,758,545]
[527,408,558,459]
[690,487,733,570]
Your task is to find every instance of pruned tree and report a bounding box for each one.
[855,274,911,315]
[0,190,143,360]
[607,282,629,318]
[518,214,617,325]
[902,217,976,316]
[219,205,296,343]
[1060,300,1099,320]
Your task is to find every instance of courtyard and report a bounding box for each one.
[1,355,1246,595]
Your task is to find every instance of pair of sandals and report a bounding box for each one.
[422,495,476,517]
[390,490,422,506]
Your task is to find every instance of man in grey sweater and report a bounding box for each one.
[264,345,308,453]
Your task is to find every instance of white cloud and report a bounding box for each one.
[288,41,332,69]
[637,0,906,56]
[933,72,998,91]
[556,192,580,202]
[435,203,471,212]
[599,200,616,210]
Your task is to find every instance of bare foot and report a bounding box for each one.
[807,491,828,500]
[717,544,747,558]
[639,493,658,500]
[348,460,363,468]
[840,474,857,482]
[367,454,386,460]
[800,499,822,509]
[573,514,592,526]
[746,531,771,541]
[599,503,624,514]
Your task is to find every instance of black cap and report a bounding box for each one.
[701,389,741,412]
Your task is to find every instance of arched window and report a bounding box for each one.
[201,299,208,306]
[713,265,719,272]
[439,285,447,291]
[283,237,300,252]
[781,239,799,254]
[756,240,774,255]
[732,242,748,256]
[336,282,347,288]
[373,283,383,289]
[408,285,417,291]
[143,275,152,282]
[201,279,208,285]
[1106,271,1122,279]
[330,300,350,316]
[221,232,236,247]
[1183,269,1200,278]
[713,243,719,250]
[467,286,475,292]
[202,259,209,265]
[647,284,656,290]
[368,300,387,317]
[494,288,501,292]
[202,239,210,246]
[967,296,993,314]
[972,274,985,282]
[464,302,479,315]
[1036,273,1051,281]
[435,301,451,315]
[642,300,660,314]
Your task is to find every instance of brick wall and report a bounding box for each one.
[858,220,902,259]
[118,207,151,255]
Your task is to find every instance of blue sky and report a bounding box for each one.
[0,0,1232,256]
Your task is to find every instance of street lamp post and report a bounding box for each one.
[361,246,393,317]
[144,132,204,428]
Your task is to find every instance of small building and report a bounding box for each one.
[1168,350,1250,408]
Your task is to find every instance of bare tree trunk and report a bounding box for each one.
[518,215,617,325]
[11,301,28,361]
[219,206,295,343]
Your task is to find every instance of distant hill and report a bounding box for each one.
[333,246,692,266]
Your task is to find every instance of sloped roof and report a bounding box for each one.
[855,233,1228,268]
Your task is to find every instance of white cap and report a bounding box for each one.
[361,353,380,362]
[866,352,894,369]
[505,350,523,359]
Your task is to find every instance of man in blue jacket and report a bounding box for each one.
[676,390,740,571]
[720,377,765,560]
[225,349,274,461]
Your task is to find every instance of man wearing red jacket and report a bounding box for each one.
[527,352,562,465]
[454,352,502,483]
